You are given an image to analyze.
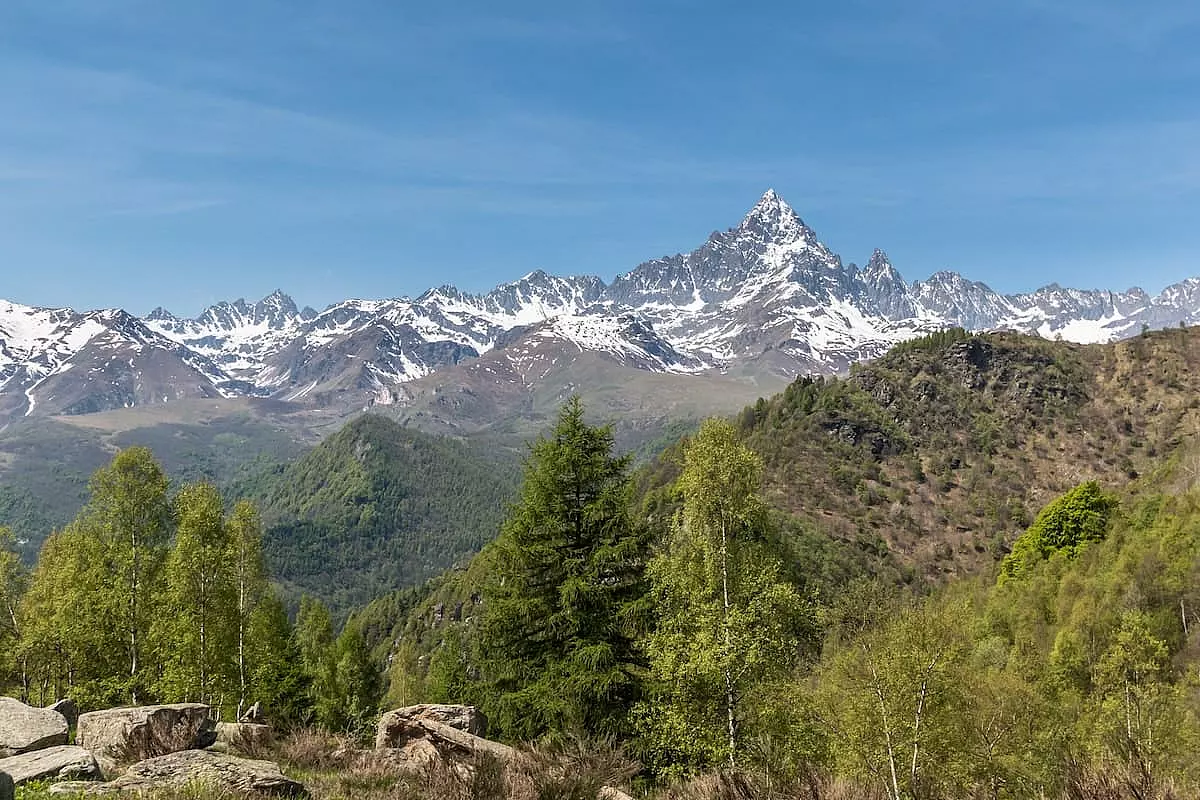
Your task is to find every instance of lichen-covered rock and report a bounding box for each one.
[0,746,101,785]
[75,704,213,773]
[212,723,274,756]
[47,751,306,797]
[0,697,69,757]
[375,704,487,749]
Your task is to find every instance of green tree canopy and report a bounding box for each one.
[477,396,652,741]
[1001,481,1118,582]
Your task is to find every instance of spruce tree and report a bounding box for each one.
[477,396,651,740]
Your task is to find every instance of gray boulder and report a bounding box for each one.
[211,722,274,756]
[75,704,213,774]
[375,704,487,749]
[0,697,69,756]
[0,771,12,800]
[47,750,306,797]
[0,745,101,785]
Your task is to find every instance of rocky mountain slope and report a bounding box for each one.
[3,190,1199,421]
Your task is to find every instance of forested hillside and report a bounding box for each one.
[344,328,1200,797]
[739,327,1200,578]
[0,413,308,560]
[237,414,521,613]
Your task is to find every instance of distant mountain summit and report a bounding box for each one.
[2,189,1197,420]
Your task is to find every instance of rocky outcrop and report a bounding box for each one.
[375,704,488,749]
[75,704,214,773]
[386,717,515,762]
[48,751,306,797]
[0,745,101,785]
[47,699,80,728]
[212,723,274,756]
[0,697,69,757]
[354,738,443,773]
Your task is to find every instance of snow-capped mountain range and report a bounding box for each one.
[2,189,1198,420]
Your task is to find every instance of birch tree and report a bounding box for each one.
[0,527,28,691]
[638,418,810,772]
[86,447,171,703]
[157,483,236,708]
[227,500,266,718]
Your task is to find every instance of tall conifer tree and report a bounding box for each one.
[478,396,651,740]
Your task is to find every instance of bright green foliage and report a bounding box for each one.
[1087,611,1190,787]
[85,446,172,703]
[477,397,651,741]
[637,419,813,774]
[329,621,384,735]
[156,483,237,707]
[815,594,1057,800]
[295,595,340,728]
[1001,481,1118,581]
[246,592,310,728]
[14,448,171,706]
[18,521,130,706]
[292,596,381,734]
[0,527,26,685]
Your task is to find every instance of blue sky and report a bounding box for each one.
[1,1,1199,316]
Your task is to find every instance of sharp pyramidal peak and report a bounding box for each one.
[2,189,1198,420]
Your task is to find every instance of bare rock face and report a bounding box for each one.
[375,704,488,749]
[47,750,306,797]
[0,745,102,785]
[0,697,69,757]
[212,723,274,756]
[75,704,214,774]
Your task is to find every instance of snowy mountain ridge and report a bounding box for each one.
[1,190,1196,419]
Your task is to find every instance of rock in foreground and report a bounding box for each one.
[0,746,102,785]
[0,770,12,800]
[0,697,69,757]
[48,750,306,797]
[212,723,274,756]
[375,704,488,749]
[75,704,214,773]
